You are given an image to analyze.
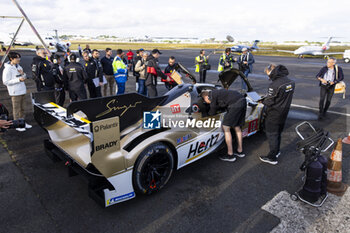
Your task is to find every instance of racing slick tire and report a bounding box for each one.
[133,142,174,195]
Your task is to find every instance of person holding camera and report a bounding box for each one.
[218,48,236,72]
[0,119,12,129]
[237,48,255,91]
[195,49,210,83]
[316,57,344,120]
[2,52,32,132]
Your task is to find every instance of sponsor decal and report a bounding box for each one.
[170,104,181,114]
[187,133,219,159]
[248,119,258,133]
[96,99,142,119]
[107,192,135,205]
[143,110,161,129]
[96,140,119,151]
[176,134,192,144]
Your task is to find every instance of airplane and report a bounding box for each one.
[231,40,260,52]
[44,29,72,53]
[277,37,344,58]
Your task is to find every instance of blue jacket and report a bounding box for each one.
[316,65,344,86]
[237,52,255,73]
[112,56,127,83]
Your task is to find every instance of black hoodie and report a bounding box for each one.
[263,65,295,123]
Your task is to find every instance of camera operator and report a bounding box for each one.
[2,52,32,132]
[316,57,344,120]
[218,48,236,72]
[31,48,55,92]
[238,48,255,91]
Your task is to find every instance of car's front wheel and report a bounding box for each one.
[133,142,174,195]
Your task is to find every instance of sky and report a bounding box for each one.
[0,0,350,43]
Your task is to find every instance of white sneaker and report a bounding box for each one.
[16,128,26,132]
[25,123,32,129]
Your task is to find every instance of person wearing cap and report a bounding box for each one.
[63,53,88,101]
[51,54,65,106]
[259,64,295,165]
[201,89,246,162]
[218,48,236,72]
[237,48,255,91]
[145,49,168,97]
[112,49,128,95]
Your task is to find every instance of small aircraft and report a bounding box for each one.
[44,29,71,53]
[277,37,344,58]
[231,40,260,52]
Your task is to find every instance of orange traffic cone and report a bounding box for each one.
[343,133,350,144]
[327,139,348,196]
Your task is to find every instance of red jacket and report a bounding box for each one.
[126,51,134,60]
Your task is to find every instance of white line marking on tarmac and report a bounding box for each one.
[291,104,350,117]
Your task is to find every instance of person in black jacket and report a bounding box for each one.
[101,48,115,96]
[316,57,344,120]
[31,48,55,91]
[63,53,88,101]
[145,49,168,97]
[163,56,180,90]
[51,54,65,106]
[259,64,295,165]
[201,89,246,162]
[83,49,103,98]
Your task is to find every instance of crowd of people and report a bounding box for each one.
[0,46,345,167]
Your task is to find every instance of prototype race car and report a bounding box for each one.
[32,68,265,207]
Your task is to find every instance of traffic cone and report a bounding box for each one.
[327,139,348,196]
[342,133,350,144]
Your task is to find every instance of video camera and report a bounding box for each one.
[0,103,25,132]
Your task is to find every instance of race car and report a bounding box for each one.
[32,68,265,207]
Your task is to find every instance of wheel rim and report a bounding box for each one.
[140,151,172,191]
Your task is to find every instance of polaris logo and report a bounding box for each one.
[96,140,119,151]
[94,122,118,132]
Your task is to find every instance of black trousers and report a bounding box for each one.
[265,119,285,159]
[199,69,207,83]
[69,88,87,101]
[319,84,335,115]
[55,88,65,106]
[147,84,158,97]
[87,79,102,98]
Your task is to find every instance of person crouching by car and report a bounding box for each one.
[163,56,179,90]
[201,89,246,162]
[134,51,149,96]
[2,52,32,132]
[259,64,295,165]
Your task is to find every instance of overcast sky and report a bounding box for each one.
[1,0,349,43]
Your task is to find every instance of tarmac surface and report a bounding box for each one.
[0,49,349,233]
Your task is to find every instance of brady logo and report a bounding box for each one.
[96,140,119,151]
[107,192,135,206]
[143,110,161,129]
[170,104,181,114]
[187,134,219,158]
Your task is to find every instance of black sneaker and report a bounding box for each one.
[259,155,278,165]
[234,150,245,158]
[219,154,237,162]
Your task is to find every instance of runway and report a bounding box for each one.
[0,50,349,233]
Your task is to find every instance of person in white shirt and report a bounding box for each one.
[2,52,32,132]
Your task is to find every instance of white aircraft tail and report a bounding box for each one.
[322,37,333,50]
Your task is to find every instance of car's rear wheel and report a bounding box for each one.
[133,142,174,195]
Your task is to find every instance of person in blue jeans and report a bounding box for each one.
[134,51,149,96]
[238,48,255,92]
[112,49,128,95]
